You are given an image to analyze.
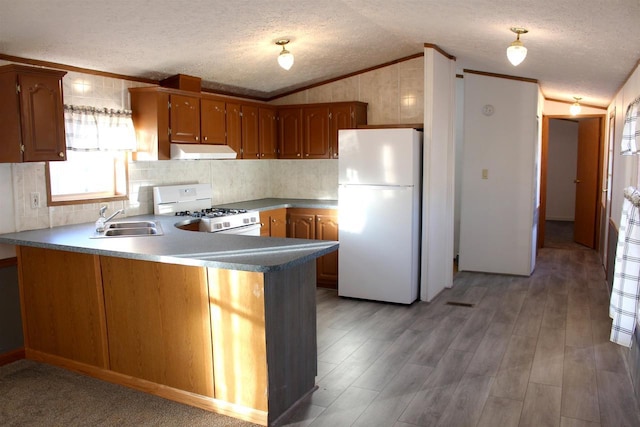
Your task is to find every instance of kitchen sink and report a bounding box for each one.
[91,221,163,238]
[105,221,158,229]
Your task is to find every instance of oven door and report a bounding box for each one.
[215,223,262,236]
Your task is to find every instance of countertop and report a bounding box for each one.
[215,198,337,211]
[0,199,339,273]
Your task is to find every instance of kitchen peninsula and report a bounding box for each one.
[0,214,337,426]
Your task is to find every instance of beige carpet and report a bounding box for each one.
[0,359,258,426]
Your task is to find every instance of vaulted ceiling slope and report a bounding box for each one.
[1,0,638,105]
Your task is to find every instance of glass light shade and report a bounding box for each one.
[278,49,294,70]
[507,40,527,66]
[570,102,582,115]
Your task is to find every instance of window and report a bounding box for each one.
[47,105,136,205]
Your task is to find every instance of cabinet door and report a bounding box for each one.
[226,102,242,157]
[259,208,287,237]
[303,106,330,159]
[170,94,200,143]
[329,104,353,159]
[101,256,214,397]
[18,246,109,367]
[18,73,66,162]
[241,105,260,159]
[201,98,226,145]
[316,213,339,288]
[288,211,315,239]
[259,107,278,159]
[278,108,303,159]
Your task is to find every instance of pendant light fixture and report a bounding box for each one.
[506,27,528,66]
[570,97,582,115]
[276,39,294,70]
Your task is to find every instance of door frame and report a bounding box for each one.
[538,114,606,251]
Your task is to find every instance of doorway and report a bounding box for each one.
[539,115,605,251]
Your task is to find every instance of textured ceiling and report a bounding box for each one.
[1,0,639,105]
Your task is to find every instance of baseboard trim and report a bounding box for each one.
[0,347,25,366]
[24,348,269,426]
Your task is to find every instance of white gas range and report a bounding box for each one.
[153,184,261,236]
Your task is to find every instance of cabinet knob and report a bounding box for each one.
[297,153,301,157]
[256,153,260,157]
[195,136,199,141]
[203,136,208,141]
[272,219,276,223]
[58,152,65,158]
[305,154,309,157]
[261,153,264,157]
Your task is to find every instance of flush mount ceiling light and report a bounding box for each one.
[276,39,294,70]
[506,27,528,66]
[570,97,582,115]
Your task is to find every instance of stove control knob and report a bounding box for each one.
[223,221,231,228]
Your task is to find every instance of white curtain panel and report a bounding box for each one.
[64,105,136,151]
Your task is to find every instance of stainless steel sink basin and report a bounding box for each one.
[104,228,160,236]
[105,221,158,229]
[91,221,163,238]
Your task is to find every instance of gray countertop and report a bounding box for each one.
[0,199,339,273]
[215,198,337,211]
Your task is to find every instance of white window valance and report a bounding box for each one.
[621,96,640,155]
[64,105,137,151]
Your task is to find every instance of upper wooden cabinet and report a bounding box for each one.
[201,98,226,144]
[259,107,278,159]
[279,102,367,160]
[130,84,367,161]
[278,107,304,159]
[241,105,260,159]
[170,94,200,143]
[0,65,67,163]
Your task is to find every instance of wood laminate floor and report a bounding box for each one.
[280,247,640,427]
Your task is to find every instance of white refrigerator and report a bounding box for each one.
[338,128,422,304]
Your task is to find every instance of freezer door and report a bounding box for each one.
[338,128,421,186]
[338,184,420,304]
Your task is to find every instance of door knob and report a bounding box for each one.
[574,179,581,183]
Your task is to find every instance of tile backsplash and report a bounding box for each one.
[2,54,422,232]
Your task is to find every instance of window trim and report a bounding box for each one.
[45,158,129,207]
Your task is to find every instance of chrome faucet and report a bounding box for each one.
[96,206,124,232]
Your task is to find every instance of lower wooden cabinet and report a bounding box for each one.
[18,246,109,368]
[287,208,339,289]
[259,208,287,237]
[100,257,214,397]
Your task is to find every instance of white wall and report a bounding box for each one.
[459,73,539,275]
[420,47,456,302]
[546,119,578,221]
[544,99,607,116]
[609,63,640,230]
[454,77,464,259]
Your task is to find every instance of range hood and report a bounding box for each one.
[170,143,237,160]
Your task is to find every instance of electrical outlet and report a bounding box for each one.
[482,169,489,179]
[30,192,40,209]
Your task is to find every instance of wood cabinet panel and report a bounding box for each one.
[303,106,330,159]
[278,108,304,159]
[208,268,268,410]
[316,212,339,287]
[226,102,242,156]
[260,208,287,237]
[18,246,108,367]
[170,94,200,143]
[101,257,214,397]
[0,65,67,163]
[259,107,278,159]
[287,208,339,288]
[288,211,316,239]
[241,105,260,159]
[201,98,226,144]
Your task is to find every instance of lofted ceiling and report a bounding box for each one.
[1,0,639,106]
